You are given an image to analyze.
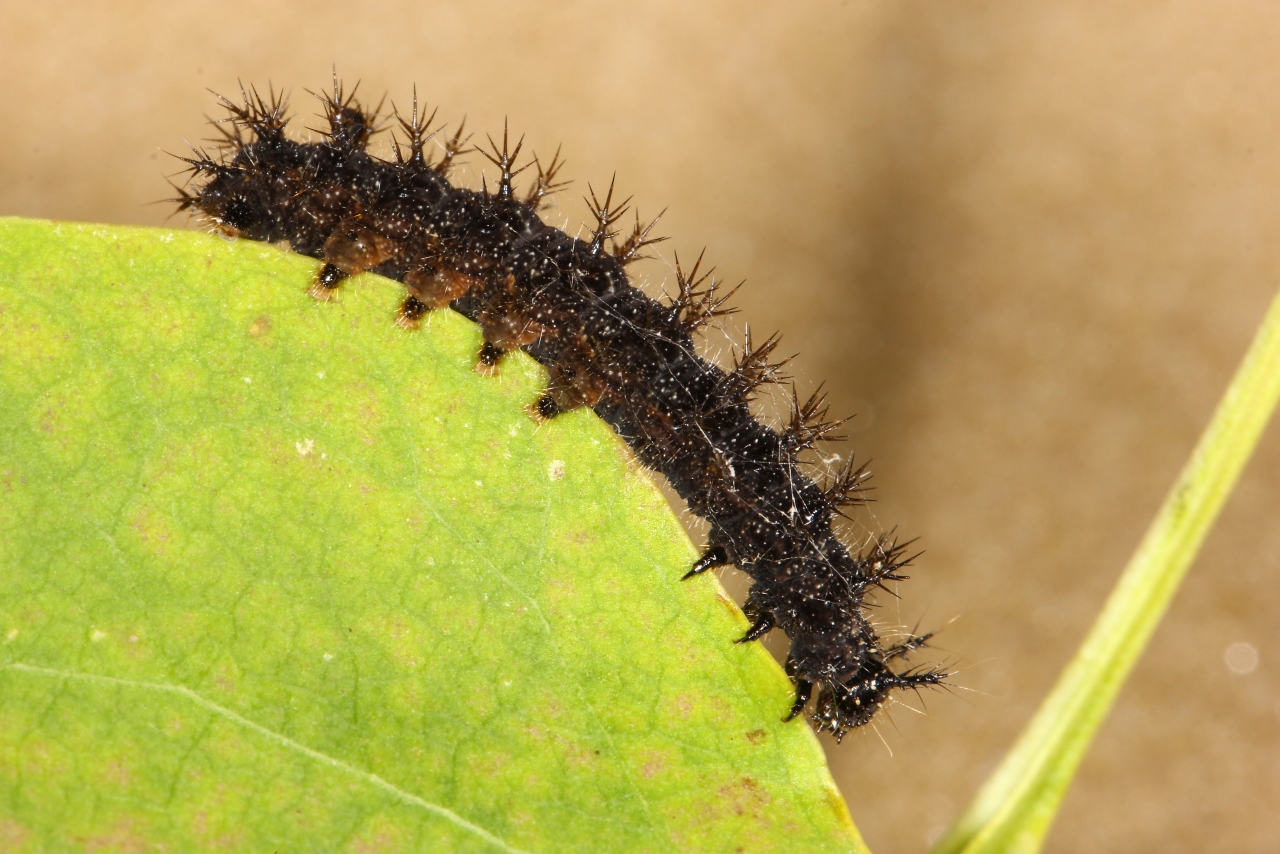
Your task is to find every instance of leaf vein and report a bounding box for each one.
[3,661,529,854]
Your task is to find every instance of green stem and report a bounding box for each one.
[933,284,1280,854]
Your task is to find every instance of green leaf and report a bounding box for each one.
[0,217,863,853]
[933,282,1280,854]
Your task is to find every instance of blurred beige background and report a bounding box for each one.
[4,2,1279,851]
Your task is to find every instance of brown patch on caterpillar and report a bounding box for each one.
[175,75,949,741]
[478,297,549,352]
[309,225,402,300]
[404,266,477,310]
[324,223,401,276]
[525,373,597,423]
[536,358,610,418]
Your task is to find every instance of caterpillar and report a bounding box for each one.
[173,75,946,740]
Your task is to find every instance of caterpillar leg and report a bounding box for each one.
[310,263,349,300]
[396,295,430,330]
[533,394,565,420]
[528,361,603,422]
[309,221,399,300]
[784,680,813,722]
[737,611,774,644]
[478,341,504,366]
[475,341,505,374]
[529,387,590,420]
[681,545,727,580]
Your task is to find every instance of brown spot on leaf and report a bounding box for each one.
[104,759,131,787]
[0,820,29,849]
[717,775,769,819]
[352,830,398,853]
[79,819,149,853]
[640,753,666,778]
[129,507,174,558]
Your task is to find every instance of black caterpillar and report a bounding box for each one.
[174,76,946,740]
